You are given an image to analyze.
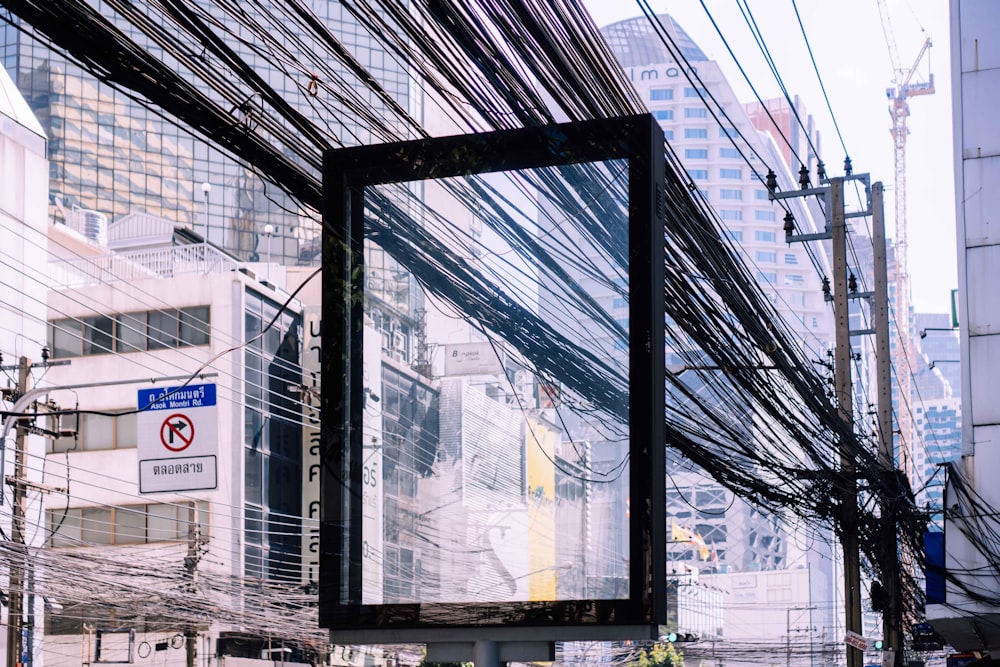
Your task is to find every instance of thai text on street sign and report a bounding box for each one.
[137,383,218,493]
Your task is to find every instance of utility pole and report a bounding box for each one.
[871,183,902,666]
[830,177,864,667]
[5,357,31,667]
[184,502,201,667]
[774,168,874,667]
[1,370,216,667]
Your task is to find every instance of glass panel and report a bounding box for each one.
[179,306,210,346]
[245,544,264,579]
[114,506,146,544]
[52,319,83,358]
[358,161,631,606]
[147,503,181,541]
[82,315,114,354]
[116,411,137,449]
[245,446,263,505]
[147,309,179,349]
[116,312,147,352]
[245,505,263,545]
[81,507,112,544]
[80,413,114,451]
[49,509,81,547]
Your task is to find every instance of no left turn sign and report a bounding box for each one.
[160,413,195,452]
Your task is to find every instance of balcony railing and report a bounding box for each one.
[49,244,240,288]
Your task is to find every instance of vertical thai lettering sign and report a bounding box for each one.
[302,307,322,585]
[137,383,218,493]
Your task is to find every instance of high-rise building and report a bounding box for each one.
[599,15,841,662]
[600,13,834,574]
[1,5,414,266]
[912,313,961,531]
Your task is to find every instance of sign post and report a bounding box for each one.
[137,383,218,493]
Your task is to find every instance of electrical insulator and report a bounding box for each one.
[848,272,858,293]
[844,156,853,176]
[817,160,827,181]
[783,212,795,237]
[798,164,810,189]
[765,169,777,193]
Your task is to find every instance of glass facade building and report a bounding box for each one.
[2,4,412,265]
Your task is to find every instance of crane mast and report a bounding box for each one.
[878,0,934,483]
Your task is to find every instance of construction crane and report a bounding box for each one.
[876,0,934,485]
[875,4,935,667]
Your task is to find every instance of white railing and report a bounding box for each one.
[49,244,240,288]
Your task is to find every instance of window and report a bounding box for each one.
[684,87,707,98]
[685,149,708,159]
[244,289,303,582]
[664,130,674,140]
[720,168,742,179]
[719,210,742,221]
[726,230,744,241]
[757,271,777,284]
[687,169,708,180]
[755,251,777,263]
[51,319,84,359]
[720,188,743,200]
[790,293,806,306]
[49,410,138,453]
[784,253,799,265]
[685,107,708,119]
[47,502,208,547]
[685,128,708,139]
[650,88,674,101]
[719,147,741,159]
[784,274,805,285]
[49,306,211,358]
[719,127,738,138]
[755,230,777,242]
[179,306,211,346]
[653,109,673,121]
[147,309,179,350]
[755,210,776,222]
[755,190,770,200]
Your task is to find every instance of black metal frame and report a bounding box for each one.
[320,114,665,635]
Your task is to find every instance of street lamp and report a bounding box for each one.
[200,182,211,243]
[263,224,274,281]
[919,327,957,339]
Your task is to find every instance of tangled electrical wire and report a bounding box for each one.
[0,0,961,644]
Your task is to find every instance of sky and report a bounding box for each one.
[582,0,956,315]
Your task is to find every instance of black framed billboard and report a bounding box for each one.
[320,114,666,641]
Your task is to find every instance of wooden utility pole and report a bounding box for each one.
[5,357,31,667]
[776,171,872,667]
[872,183,902,666]
[184,502,201,667]
[830,178,864,667]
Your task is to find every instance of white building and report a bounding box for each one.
[927,0,1000,653]
[0,61,51,667]
[35,216,359,667]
